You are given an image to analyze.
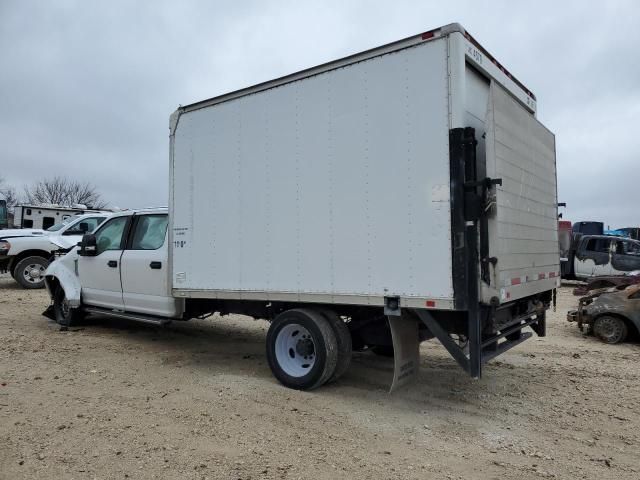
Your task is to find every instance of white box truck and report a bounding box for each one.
[45,23,559,391]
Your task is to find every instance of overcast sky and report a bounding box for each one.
[1,0,638,227]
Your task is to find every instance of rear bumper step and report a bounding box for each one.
[482,314,539,348]
[415,308,543,378]
[481,332,532,363]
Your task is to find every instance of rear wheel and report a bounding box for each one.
[266,309,338,390]
[321,310,352,383]
[593,315,628,344]
[53,287,82,328]
[14,256,50,289]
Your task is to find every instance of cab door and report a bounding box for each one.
[77,216,130,310]
[574,237,613,279]
[120,214,180,317]
[611,239,640,274]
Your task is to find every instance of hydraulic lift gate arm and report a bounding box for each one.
[414,127,483,378]
[413,128,543,378]
[389,127,542,387]
[388,127,482,387]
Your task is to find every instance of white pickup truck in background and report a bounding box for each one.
[1,213,109,288]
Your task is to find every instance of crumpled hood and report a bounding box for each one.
[0,228,46,240]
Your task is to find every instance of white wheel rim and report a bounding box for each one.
[23,263,45,283]
[275,324,316,377]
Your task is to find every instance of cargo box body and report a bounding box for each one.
[169,23,559,311]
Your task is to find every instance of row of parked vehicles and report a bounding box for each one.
[0,211,110,288]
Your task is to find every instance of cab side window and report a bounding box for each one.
[65,216,106,235]
[130,215,168,250]
[621,241,640,256]
[585,238,610,253]
[95,217,129,255]
[83,216,107,233]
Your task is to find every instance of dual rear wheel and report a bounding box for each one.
[266,309,352,390]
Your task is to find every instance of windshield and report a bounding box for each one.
[46,216,77,232]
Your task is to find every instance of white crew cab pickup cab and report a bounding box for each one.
[1,213,109,288]
[44,208,176,320]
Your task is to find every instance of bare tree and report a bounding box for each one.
[23,176,108,209]
[0,176,18,211]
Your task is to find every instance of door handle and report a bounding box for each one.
[107,260,118,268]
[150,261,162,269]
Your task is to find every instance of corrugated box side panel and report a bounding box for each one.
[172,39,454,301]
[485,83,559,302]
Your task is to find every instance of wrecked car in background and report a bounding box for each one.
[567,284,640,344]
[573,274,640,296]
[565,235,640,280]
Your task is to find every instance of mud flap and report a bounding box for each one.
[388,315,420,392]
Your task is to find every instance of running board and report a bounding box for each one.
[83,307,172,326]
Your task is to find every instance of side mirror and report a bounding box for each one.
[78,222,89,233]
[78,233,97,256]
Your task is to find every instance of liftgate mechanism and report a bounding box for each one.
[386,127,541,392]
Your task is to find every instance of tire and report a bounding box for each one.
[266,309,338,390]
[320,310,352,383]
[593,315,628,344]
[53,286,82,327]
[14,256,50,289]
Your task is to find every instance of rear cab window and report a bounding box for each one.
[585,238,611,253]
[612,239,640,256]
[129,215,169,250]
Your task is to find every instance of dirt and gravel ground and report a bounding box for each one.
[1,274,639,480]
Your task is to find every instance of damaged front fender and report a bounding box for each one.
[44,250,82,308]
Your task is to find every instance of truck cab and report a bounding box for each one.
[1,213,109,288]
[45,208,181,318]
[573,235,640,279]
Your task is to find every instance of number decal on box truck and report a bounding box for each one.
[467,45,483,65]
[172,226,189,248]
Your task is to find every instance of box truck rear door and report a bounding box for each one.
[484,83,559,303]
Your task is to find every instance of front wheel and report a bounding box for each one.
[14,256,50,289]
[53,287,82,327]
[266,309,338,390]
[593,315,628,344]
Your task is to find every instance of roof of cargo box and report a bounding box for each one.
[177,23,535,117]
